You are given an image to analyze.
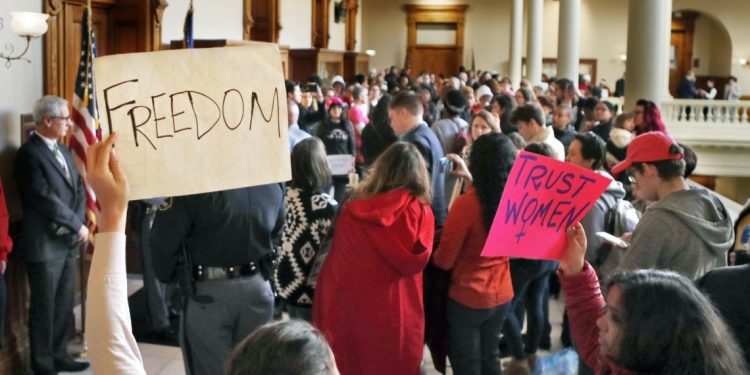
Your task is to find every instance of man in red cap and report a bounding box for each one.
[610,132,734,280]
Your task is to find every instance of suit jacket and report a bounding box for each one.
[14,134,86,263]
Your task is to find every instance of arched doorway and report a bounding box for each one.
[670,10,733,97]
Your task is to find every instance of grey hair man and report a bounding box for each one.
[15,95,90,373]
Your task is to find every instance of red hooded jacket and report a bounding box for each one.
[0,180,13,262]
[313,188,434,375]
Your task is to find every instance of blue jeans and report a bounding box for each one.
[447,298,511,375]
[502,259,558,359]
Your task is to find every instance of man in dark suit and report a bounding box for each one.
[15,95,89,374]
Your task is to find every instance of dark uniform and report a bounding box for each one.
[150,184,285,375]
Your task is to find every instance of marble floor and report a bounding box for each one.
[65,276,567,375]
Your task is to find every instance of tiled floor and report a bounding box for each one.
[66,277,566,375]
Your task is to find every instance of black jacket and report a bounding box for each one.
[150,184,285,282]
[14,134,86,263]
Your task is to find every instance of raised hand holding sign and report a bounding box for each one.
[481,151,611,260]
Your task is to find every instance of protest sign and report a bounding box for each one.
[94,44,290,200]
[481,151,611,260]
[327,154,355,176]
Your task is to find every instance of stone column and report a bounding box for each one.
[526,0,543,86]
[557,0,580,85]
[624,0,672,108]
[509,0,523,88]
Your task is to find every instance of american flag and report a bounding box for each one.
[69,5,100,254]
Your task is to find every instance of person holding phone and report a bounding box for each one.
[566,132,629,281]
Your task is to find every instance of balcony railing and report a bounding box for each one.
[659,99,750,148]
[661,99,750,125]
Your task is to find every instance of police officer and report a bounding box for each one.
[131,198,175,339]
[150,184,285,375]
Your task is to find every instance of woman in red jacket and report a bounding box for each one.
[559,223,747,374]
[312,142,434,375]
[0,178,12,349]
[433,133,516,375]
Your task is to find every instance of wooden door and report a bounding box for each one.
[670,12,697,96]
[404,5,467,78]
[412,46,461,78]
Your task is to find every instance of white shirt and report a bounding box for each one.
[34,130,58,152]
[86,233,147,375]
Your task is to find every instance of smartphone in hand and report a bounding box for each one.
[596,231,629,248]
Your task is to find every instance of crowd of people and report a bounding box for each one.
[3,65,750,375]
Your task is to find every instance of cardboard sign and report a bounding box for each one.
[94,44,290,200]
[327,154,355,176]
[481,151,611,260]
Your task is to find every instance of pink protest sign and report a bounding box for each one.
[481,151,611,260]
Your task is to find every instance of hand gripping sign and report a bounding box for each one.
[481,151,611,260]
[94,44,290,200]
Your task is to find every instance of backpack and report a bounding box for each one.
[594,197,641,268]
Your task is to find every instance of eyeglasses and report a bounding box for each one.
[50,116,70,122]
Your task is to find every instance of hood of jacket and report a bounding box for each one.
[346,188,434,276]
[649,187,734,255]
[597,170,626,201]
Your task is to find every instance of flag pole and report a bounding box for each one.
[76,0,93,359]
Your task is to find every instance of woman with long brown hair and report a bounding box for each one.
[312,142,435,375]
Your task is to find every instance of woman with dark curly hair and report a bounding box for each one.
[560,223,748,375]
[633,99,666,135]
[433,133,516,375]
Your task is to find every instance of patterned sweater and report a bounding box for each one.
[275,187,338,307]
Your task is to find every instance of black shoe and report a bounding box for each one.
[539,336,552,351]
[154,327,179,343]
[54,358,90,372]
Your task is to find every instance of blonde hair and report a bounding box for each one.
[472,110,501,134]
[355,142,431,204]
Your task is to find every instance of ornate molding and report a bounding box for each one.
[151,0,168,51]
[243,0,254,40]
[47,0,63,16]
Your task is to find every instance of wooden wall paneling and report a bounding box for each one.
[0,225,30,373]
[290,48,319,83]
[344,0,358,51]
[344,52,369,81]
[243,0,280,42]
[312,0,330,49]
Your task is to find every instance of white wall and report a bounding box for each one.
[161,0,243,44]
[0,0,44,218]
[279,0,312,48]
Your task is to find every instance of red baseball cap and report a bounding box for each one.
[611,132,684,175]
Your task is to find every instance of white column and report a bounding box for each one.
[509,0,523,88]
[526,0,543,86]
[624,0,672,109]
[557,0,580,85]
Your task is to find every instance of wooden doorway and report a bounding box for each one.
[404,5,468,78]
[670,11,698,96]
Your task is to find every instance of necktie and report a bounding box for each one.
[53,143,71,181]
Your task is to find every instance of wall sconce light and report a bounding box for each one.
[0,12,49,68]
[739,58,748,66]
[619,54,627,62]
[365,49,376,57]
